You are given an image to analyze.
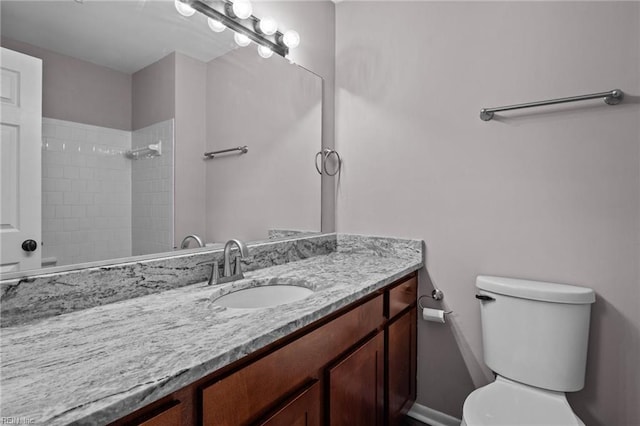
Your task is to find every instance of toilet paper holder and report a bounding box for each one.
[418,294,453,315]
[431,288,444,301]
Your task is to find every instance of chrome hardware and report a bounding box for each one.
[315,148,341,176]
[186,0,289,58]
[197,260,220,286]
[480,89,624,121]
[125,141,161,159]
[180,234,205,249]
[431,289,444,301]
[203,146,248,159]
[218,239,250,284]
[417,295,452,314]
[196,239,249,285]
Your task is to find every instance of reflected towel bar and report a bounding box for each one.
[480,89,624,121]
[204,146,248,159]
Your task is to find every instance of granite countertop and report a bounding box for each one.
[0,235,423,425]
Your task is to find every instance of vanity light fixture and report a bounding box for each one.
[228,0,252,20]
[176,0,299,58]
[174,0,196,17]
[281,30,300,49]
[257,17,278,36]
[257,45,273,58]
[234,33,251,47]
[207,17,226,32]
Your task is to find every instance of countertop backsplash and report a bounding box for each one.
[0,233,337,327]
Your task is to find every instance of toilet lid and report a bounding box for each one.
[463,377,582,426]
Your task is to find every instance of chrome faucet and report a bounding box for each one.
[181,234,204,249]
[198,239,249,286]
[221,239,249,282]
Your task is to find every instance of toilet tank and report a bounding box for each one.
[476,276,595,392]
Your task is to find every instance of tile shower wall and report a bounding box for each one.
[41,118,132,266]
[131,119,174,255]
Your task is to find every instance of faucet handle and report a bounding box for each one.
[234,256,244,279]
[197,260,219,285]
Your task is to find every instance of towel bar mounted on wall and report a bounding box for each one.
[204,146,248,159]
[480,89,624,121]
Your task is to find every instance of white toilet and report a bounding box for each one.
[461,275,595,426]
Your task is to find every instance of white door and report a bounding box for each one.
[0,47,42,273]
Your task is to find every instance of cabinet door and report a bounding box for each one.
[136,402,182,426]
[202,295,383,425]
[327,332,384,426]
[387,308,417,426]
[258,381,321,426]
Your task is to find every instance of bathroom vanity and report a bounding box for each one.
[112,274,416,426]
[0,234,423,425]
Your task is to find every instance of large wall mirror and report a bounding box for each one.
[0,0,322,275]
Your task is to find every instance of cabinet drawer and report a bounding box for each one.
[201,294,384,425]
[388,276,417,319]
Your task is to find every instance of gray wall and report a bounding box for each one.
[1,38,132,131]
[335,2,640,424]
[174,53,207,246]
[254,1,336,232]
[132,53,176,131]
[170,0,336,244]
[204,47,322,242]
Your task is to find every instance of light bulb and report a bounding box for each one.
[231,0,252,19]
[174,0,195,17]
[282,30,300,49]
[257,45,273,58]
[207,17,226,32]
[234,33,251,47]
[258,17,278,35]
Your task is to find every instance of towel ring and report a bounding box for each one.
[315,149,342,176]
[324,149,341,176]
[315,150,324,175]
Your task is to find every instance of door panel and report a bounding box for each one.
[0,47,42,273]
[328,332,384,426]
[388,309,416,425]
[259,381,321,426]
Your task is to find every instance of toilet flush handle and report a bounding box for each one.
[475,294,495,302]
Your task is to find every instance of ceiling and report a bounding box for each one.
[1,0,237,74]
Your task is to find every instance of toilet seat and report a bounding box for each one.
[462,376,585,426]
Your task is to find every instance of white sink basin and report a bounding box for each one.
[213,280,314,309]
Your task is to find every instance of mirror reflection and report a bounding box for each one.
[0,0,322,274]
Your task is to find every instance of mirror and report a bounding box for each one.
[0,0,322,275]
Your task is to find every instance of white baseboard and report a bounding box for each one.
[407,402,461,426]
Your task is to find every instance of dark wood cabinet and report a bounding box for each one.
[387,308,417,426]
[110,273,417,426]
[328,332,384,426]
[130,401,183,426]
[258,381,321,426]
[201,295,383,425]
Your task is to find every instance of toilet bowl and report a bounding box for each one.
[461,276,595,426]
[461,376,584,426]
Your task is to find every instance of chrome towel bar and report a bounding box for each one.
[204,146,248,159]
[480,89,624,121]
